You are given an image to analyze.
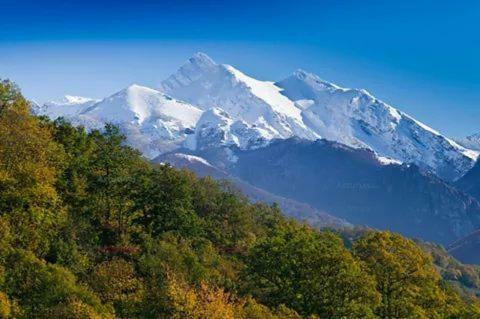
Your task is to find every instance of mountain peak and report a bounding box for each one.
[292,69,312,79]
[46,95,96,106]
[122,83,158,95]
[160,53,218,93]
[290,69,340,90]
[41,53,479,181]
[189,52,216,67]
[62,95,95,104]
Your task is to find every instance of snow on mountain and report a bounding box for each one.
[160,52,318,142]
[36,53,478,180]
[32,95,99,118]
[457,133,480,151]
[80,84,201,127]
[36,85,203,158]
[276,70,478,181]
[188,107,272,151]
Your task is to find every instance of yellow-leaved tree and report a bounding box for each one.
[0,79,65,255]
[354,231,452,319]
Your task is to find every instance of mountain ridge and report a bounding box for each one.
[36,52,478,181]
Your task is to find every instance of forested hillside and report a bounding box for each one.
[0,79,479,318]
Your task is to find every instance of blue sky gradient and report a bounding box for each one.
[1,0,479,137]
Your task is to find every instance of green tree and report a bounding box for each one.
[89,258,144,318]
[86,124,146,248]
[354,231,451,319]
[192,177,282,251]
[245,222,379,318]
[0,292,11,319]
[237,297,301,319]
[48,298,113,319]
[132,165,203,238]
[46,119,97,273]
[3,249,112,318]
[0,79,26,112]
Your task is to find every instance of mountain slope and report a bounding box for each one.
[458,133,480,152]
[456,160,480,201]
[160,52,318,143]
[32,95,99,118]
[36,53,477,180]
[190,107,272,151]
[83,84,201,127]
[447,230,480,264]
[276,70,477,181]
[159,53,477,180]
[37,85,203,158]
[155,152,350,229]
[218,138,480,245]
[450,163,480,264]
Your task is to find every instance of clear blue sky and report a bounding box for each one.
[1,0,479,137]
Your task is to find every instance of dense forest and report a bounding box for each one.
[0,78,480,318]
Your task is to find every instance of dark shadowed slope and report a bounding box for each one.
[226,138,480,245]
[154,152,350,229]
[456,160,480,201]
[448,230,480,265]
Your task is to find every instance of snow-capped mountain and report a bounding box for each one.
[32,95,99,118]
[276,70,478,181]
[190,107,271,151]
[457,133,480,151]
[35,53,478,180]
[40,85,203,158]
[160,53,319,143]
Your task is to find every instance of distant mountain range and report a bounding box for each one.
[32,53,480,257]
[34,52,477,181]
